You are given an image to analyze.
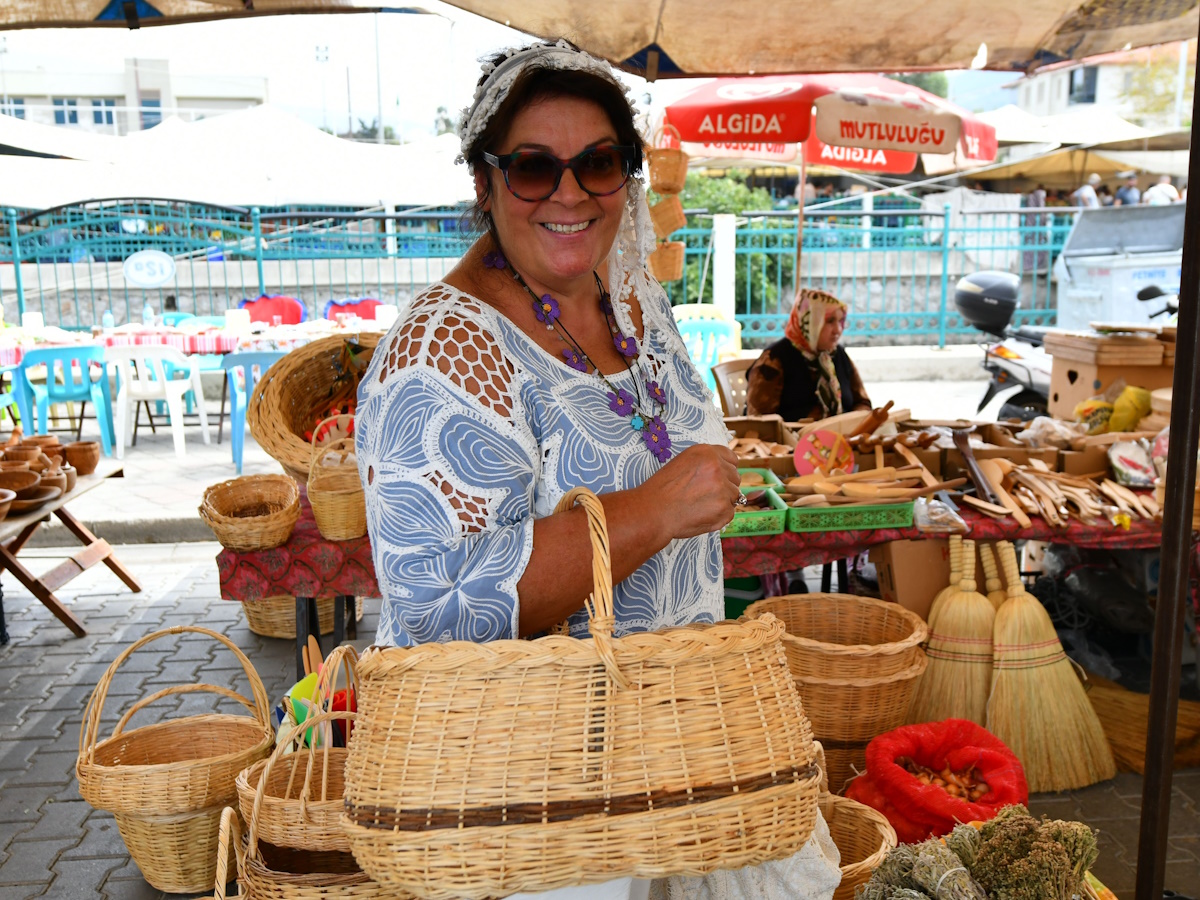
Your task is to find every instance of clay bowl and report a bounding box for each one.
[0,469,40,498]
[40,446,65,465]
[39,470,67,494]
[0,460,30,471]
[61,464,77,493]
[4,447,41,464]
[65,442,101,476]
[9,485,62,515]
[0,488,14,521]
[24,435,60,448]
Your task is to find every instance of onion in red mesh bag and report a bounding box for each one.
[844,772,930,845]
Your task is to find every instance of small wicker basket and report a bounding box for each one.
[649,194,687,239]
[241,594,362,639]
[648,241,686,282]
[821,793,898,900]
[647,123,688,194]
[308,418,366,541]
[200,475,300,552]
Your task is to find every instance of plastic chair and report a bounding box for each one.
[239,295,307,325]
[191,315,229,327]
[18,347,115,456]
[672,303,742,352]
[712,356,758,417]
[676,318,739,392]
[106,345,211,459]
[221,351,287,473]
[0,364,31,434]
[161,312,196,327]
[323,297,381,320]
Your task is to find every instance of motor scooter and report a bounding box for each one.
[953,271,1052,421]
[1136,283,1180,323]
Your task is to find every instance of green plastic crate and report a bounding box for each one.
[786,501,914,534]
[737,467,783,488]
[722,487,788,538]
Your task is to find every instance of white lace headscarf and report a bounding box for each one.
[458,39,658,324]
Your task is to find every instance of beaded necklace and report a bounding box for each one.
[484,248,673,462]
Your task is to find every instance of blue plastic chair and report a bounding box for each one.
[221,351,286,473]
[18,347,115,456]
[161,312,196,327]
[0,364,30,434]
[191,315,228,327]
[676,318,738,392]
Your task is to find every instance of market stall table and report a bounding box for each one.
[0,463,140,642]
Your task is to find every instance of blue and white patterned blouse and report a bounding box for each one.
[355,280,728,648]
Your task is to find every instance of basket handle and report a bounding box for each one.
[313,643,358,709]
[308,413,354,455]
[552,488,627,689]
[307,415,357,490]
[245,709,356,860]
[214,806,244,900]
[78,626,271,767]
[652,122,682,149]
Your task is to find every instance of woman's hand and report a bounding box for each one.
[640,444,742,541]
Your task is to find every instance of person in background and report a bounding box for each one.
[1097,184,1114,206]
[1143,175,1180,205]
[794,177,817,206]
[745,288,871,421]
[1071,173,1102,209]
[1114,174,1141,206]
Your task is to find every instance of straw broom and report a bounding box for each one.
[987,541,1116,792]
[978,543,1007,611]
[926,534,964,632]
[907,539,994,727]
[1085,677,1200,773]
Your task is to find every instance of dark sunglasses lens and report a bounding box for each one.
[506,152,561,199]
[575,148,629,194]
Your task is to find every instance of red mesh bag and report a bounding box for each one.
[844,773,930,844]
[849,718,1028,840]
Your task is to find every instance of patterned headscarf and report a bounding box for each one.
[783,288,849,417]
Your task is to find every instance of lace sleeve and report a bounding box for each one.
[356,288,539,646]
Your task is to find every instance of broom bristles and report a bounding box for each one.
[927,534,964,632]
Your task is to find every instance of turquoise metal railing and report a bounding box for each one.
[3,198,1070,343]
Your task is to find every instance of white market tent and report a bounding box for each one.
[0,105,472,210]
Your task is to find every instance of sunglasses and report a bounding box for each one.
[482,145,636,201]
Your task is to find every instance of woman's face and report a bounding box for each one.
[477,95,627,293]
[815,307,846,352]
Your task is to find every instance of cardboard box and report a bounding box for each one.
[1058,445,1111,477]
[725,414,797,473]
[870,538,988,622]
[853,447,942,478]
[1048,359,1175,419]
[944,445,1059,475]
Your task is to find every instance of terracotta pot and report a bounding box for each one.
[64,442,101,476]
[0,488,14,522]
[61,464,77,493]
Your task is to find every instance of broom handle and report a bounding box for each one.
[999,542,1023,598]
[958,539,978,592]
[947,533,963,586]
[979,543,1002,595]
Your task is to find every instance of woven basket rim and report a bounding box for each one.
[81,715,274,777]
[358,615,788,676]
[745,594,928,656]
[794,650,928,688]
[201,476,299,519]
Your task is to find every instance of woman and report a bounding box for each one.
[356,38,839,900]
[745,288,871,421]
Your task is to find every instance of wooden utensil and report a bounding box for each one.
[893,443,938,488]
[960,495,1012,518]
[977,459,1032,528]
[952,429,1002,506]
[848,400,896,438]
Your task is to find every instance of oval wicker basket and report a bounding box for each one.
[200,475,300,552]
[647,123,688,194]
[342,487,821,900]
[649,194,687,239]
[821,794,898,900]
[744,593,929,791]
[76,626,273,894]
[648,241,686,282]
[247,334,381,481]
[308,421,366,541]
[241,594,361,639]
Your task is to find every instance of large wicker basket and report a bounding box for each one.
[200,475,300,552]
[308,423,367,541]
[648,241,686,282]
[77,626,273,893]
[744,594,928,791]
[247,333,381,481]
[821,793,898,900]
[241,594,362,639]
[341,487,821,900]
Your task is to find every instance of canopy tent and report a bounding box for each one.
[439,0,1199,75]
[0,1,398,30]
[936,146,1191,190]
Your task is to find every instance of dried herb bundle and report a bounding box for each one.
[911,839,987,900]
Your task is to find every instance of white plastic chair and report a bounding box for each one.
[671,303,743,354]
[106,345,211,459]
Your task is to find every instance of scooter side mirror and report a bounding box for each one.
[1137,285,1166,302]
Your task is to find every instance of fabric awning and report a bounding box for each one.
[0,1,398,29]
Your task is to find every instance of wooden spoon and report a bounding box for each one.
[977,459,1032,528]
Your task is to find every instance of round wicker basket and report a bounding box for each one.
[247,333,381,481]
[648,241,686,282]
[647,124,688,194]
[240,594,363,639]
[821,793,897,900]
[200,475,300,552]
[308,425,367,541]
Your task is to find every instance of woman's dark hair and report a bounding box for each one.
[463,43,644,239]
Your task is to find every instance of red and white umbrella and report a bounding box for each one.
[663,72,997,174]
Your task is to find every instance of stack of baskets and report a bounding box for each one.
[646,124,689,283]
[200,474,300,552]
[341,488,821,900]
[744,593,928,792]
[76,627,273,894]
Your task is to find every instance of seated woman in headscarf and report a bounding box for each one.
[745,288,871,420]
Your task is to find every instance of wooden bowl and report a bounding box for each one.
[61,464,77,493]
[4,447,41,463]
[9,485,62,515]
[65,441,101,476]
[0,460,30,471]
[0,470,40,497]
[40,471,67,494]
[24,435,60,448]
[0,488,14,521]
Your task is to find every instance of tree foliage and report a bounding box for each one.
[1120,55,1194,127]
[434,106,457,136]
[892,72,949,98]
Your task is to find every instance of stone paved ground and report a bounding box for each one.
[0,543,1196,899]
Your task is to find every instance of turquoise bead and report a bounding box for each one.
[630,415,645,431]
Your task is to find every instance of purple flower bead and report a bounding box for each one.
[643,427,672,461]
[533,294,560,326]
[608,388,635,416]
[613,332,638,358]
[645,415,669,438]
[646,380,666,404]
[562,348,587,372]
[482,250,506,269]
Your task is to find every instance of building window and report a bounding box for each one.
[1036,79,1045,104]
[2,98,23,119]
[1069,67,1098,105]
[140,97,162,129]
[93,99,116,125]
[53,98,79,125]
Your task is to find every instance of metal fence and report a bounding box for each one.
[1,197,1074,345]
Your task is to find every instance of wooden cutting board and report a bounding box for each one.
[1151,387,1173,415]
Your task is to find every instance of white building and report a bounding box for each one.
[0,57,267,135]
